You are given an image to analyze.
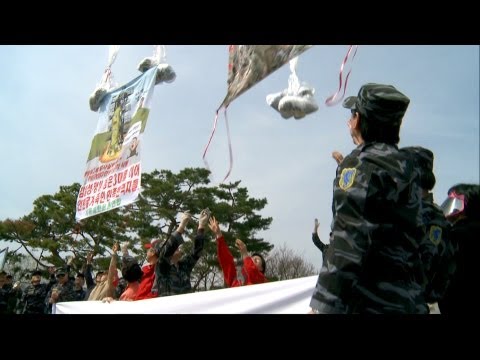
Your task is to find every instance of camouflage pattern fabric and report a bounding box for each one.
[221,45,312,109]
[310,142,427,314]
[45,280,77,314]
[421,194,457,303]
[343,83,410,126]
[153,230,206,297]
[20,283,49,314]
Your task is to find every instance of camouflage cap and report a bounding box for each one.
[402,146,434,172]
[343,83,410,126]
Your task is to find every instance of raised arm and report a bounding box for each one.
[312,218,328,253]
[209,216,237,287]
[84,252,95,290]
[106,243,119,296]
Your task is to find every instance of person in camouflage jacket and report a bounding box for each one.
[19,270,52,314]
[46,267,77,313]
[151,209,209,297]
[401,146,456,308]
[310,83,427,314]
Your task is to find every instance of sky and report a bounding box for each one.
[0,45,478,269]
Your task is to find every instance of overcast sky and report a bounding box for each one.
[0,45,478,269]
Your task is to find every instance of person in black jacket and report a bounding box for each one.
[312,218,330,265]
[439,183,480,314]
[151,209,210,297]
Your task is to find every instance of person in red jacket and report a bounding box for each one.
[208,216,267,287]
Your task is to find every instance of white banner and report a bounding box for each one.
[76,67,158,220]
[55,275,317,314]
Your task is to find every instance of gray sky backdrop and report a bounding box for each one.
[0,45,478,269]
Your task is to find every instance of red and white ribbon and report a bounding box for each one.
[325,45,358,107]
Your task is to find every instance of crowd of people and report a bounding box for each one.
[0,209,268,314]
[1,82,478,315]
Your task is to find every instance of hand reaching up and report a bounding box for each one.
[208,216,222,238]
[86,252,94,264]
[177,211,192,233]
[121,242,130,256]
[332,151,344,165]
[235,239,248,258]
[198,208,211,229]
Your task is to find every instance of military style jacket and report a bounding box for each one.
[152,230,206,297]
[310,142,427,314]
[420,194,456,304]
[20,283,49,314]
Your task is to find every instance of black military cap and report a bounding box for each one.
[31,270,42,277]
[343,83,410,126]
[402,146,434,171]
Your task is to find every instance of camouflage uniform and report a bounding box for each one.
[20,282,50,314]
[45,268,77,314]
[152,229,206,297]
[401,147,457,304]
[421,193,456,303]
[310,83,427,314]
[0,283,13,314]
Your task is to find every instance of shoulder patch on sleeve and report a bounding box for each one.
[339,168,357,190]
[429,225,442,246]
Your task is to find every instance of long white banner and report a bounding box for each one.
[55,275,317,314]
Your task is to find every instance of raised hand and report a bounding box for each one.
[198,208,211,229]
[235,239,248,257]
[177,211,192,233]
[208,216,222,237]
[121,241,130,255]
[332,151,344,165]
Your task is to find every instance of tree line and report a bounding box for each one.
[0,168,317,290]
